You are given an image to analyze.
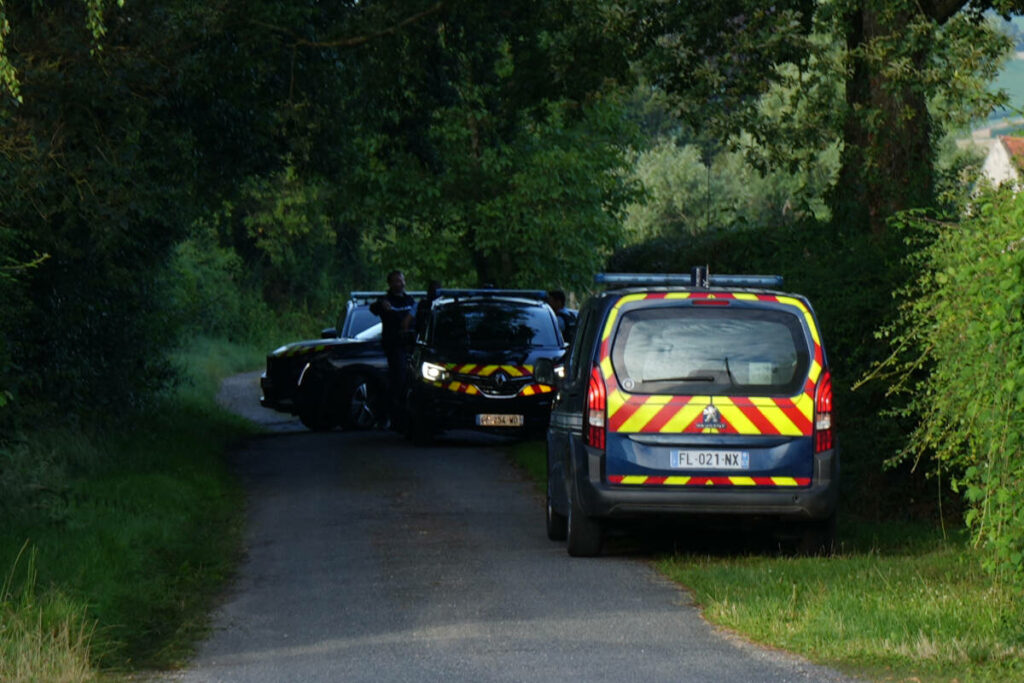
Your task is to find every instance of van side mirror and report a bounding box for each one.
[321,327,339,339]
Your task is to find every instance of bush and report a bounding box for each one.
[876,190,1024,581]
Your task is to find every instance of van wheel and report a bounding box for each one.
[566,482,602,557]
[795,513,837,556]
[546,491,567,541]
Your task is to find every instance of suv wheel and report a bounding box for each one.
[409,397,433,447]
[566,482,603,557]
[340,374,380,431]
[298,376,338,431]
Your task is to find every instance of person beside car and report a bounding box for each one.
[547,289,577,342]
[370,270,416,427]
[416,279,442,338]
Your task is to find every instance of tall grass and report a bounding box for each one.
[1,543,95,682]
[0,337,266,677]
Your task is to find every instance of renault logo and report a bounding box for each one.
[493,370,509,389]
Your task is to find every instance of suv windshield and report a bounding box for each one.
[343,305,379,338]
[610,306,810,396]
[433,301,558,349]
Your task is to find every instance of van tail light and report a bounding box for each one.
[585,365,606,450]
[813,369,833,453]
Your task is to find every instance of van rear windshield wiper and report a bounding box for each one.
[645,374,716,382]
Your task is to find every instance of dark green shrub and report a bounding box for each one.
[877,191,1024,581]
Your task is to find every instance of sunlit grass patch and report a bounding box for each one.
[659,535,1024,681]
[1,545,95,682]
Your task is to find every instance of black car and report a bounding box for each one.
[536,269,839,556]
[260,291,422,430]
[405,290,567,445]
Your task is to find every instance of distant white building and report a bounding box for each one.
[979,135,1024,191]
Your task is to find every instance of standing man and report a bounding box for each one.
[547,289,577,343]
[370,270,416,427]
[415,279,442,338]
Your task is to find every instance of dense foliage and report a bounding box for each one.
[872,192,1024,580]
[1,0,1023,592]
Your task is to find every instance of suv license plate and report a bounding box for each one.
[477,414,524,427]
[671,450,749,470]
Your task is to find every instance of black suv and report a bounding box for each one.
[260,291,422,430]
[536,270,838,556]
[405,290,567,444]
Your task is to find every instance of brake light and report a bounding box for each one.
[814,369,833,453]
[585,365,606,450]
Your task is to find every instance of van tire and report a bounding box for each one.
[795,513,837,556]
[566,482,602,557]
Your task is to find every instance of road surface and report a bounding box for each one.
[169,371,853,682]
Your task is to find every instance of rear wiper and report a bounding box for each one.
[645,374,715,382]
[724,357,737,386]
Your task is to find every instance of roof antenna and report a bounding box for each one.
[691,265,709,288]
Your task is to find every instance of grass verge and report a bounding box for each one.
[507,440,1024,682]
[0,337,263,678]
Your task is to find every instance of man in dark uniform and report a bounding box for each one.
[370,270,416,427]
[415,279,442,338]
[547,289,577,343]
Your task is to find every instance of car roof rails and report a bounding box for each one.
[595,267,783,290]
[437,288,548,301]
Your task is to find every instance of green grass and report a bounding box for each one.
[507,440,1024,682]
[0,337,265,678]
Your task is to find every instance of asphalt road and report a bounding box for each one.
[170,371,854,682]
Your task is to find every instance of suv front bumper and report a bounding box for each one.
[411,381,554,433]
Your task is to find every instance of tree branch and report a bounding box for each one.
[253,2,445,50]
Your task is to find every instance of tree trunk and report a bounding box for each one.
[831,3,936,235]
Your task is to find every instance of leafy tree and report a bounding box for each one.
[828,0,1019,233]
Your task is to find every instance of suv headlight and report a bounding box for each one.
[421,361,450,382]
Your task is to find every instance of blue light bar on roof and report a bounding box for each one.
[594,272,784,289]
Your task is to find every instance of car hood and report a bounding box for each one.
[426,347,562,367]
[269,336,364,358]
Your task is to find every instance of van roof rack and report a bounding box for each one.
[595,267,783,290]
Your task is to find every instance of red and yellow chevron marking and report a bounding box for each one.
[442,363,532,377]
[433,380,481,395]
[599,292,824,437]
[607,475,811,487]
[428,364,553,396]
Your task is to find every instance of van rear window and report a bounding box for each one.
[610,306,810,396]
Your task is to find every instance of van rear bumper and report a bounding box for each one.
[575,446,839,521]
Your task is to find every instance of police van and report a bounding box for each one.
[535,269,839,556]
